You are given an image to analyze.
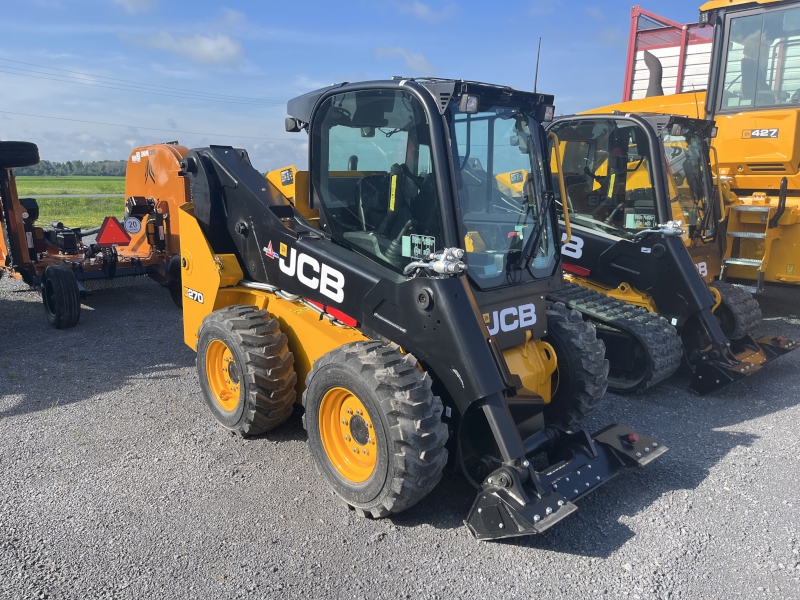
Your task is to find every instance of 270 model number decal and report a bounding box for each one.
[187,288,204,304]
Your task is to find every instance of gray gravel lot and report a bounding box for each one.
[1,276,799,600]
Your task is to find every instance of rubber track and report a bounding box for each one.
[547,282,683,394]
[710,281,762,339]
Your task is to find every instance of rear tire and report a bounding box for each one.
[710,281,761,338]
[303,341,448,518]
[41,264,81,329]
[542,302,608,429]
[197,306,297,436]
[0,141,40,169]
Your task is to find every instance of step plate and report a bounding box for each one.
[724,258,763,267]
[731,205,772,213]
[727,231,766,238]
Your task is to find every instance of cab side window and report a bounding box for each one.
[311,90,444,273]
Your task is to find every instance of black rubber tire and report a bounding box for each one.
[302,341,448,518]
[0,141,40,169]
[167,255,182,308]
[710,281,762,339]
[197,305,297,436]
[543,302,609,429]
[41,264,81,329]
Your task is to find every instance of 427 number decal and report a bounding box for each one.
[743,129,779,139]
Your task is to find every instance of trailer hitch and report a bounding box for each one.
[465,424,667,540]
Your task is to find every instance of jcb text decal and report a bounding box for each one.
[484,303,536,335]
[279,247,345,303]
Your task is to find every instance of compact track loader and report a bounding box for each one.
[545,112,796,395]
[593,0,800,292]
[0,141,188,327]
[176,78,666,540]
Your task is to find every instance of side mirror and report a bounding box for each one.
[285,117,302,133]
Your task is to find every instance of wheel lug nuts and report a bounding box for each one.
[344,435,350,441]
[356,409,362,415]
[362,449,368,455]
[342,419,348,425]
[352,447,358,453]
[346,409,353,415]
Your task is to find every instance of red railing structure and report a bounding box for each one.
[623,6,714,101]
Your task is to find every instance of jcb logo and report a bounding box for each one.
[280,247,345,303]
[561,233,584,259]
[484,303,536,335]
[695,262,708,277]
[187,288,204,304]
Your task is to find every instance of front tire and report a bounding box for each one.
[41,264,81,329]
[303,341,448,518]
[542,302,608,429]
[710,281,761,338]
[197,306,297,436]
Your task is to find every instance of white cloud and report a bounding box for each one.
[219,8,246,28]
[585,6,605,21]
[529,0,560,17]
[374,46,435,75]
[399,2,457,23]
[113,0,158,14]
[148,32,244,68]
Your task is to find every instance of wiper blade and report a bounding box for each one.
[514,179,554,269]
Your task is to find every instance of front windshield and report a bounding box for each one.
[448,106,556,288]
[661,123,715,240]
[548,118,660,240]
[720,6,800,110]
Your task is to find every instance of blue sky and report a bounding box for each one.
[0,0,703,169]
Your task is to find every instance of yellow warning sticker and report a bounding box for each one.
[788,264,794,275]
[483,313,490,324]
[608,173,617,195]
[389,174,397,211]
[280,242,287,257]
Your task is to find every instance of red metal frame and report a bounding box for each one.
[623,6,707,101]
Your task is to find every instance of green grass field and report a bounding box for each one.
[15,176,125,196]
[36,197,123,230]
[15,176,125,228]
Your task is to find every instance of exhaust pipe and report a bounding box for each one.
[644,50,664,98]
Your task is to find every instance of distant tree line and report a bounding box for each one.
[14,160,127,176]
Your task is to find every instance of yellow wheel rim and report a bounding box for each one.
[319,387,377,483]
[205,339,241,412]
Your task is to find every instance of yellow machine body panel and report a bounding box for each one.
[502,334,557,403]
[564,274,659,314]
[700,0,784,12]
[178,203,367,399]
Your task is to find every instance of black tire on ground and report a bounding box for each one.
[542,302,609,429]
[710,281,762,339]
[0,141,40,169]
[196,306,297,436]
[167,254,182,308]
[41,264,81,329]
[302,341,448,518]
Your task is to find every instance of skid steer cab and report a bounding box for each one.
[546,113,796,395]
[0,141,189,328]
[177,78,667,541]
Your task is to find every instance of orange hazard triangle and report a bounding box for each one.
[96,216,131,247]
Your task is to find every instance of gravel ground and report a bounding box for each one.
[1,276,799,600]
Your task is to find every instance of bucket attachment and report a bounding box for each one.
[689,334,798,395]
[465,424,667,540]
